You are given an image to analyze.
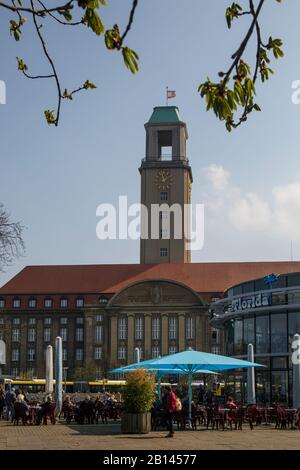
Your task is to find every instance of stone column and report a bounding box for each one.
[84,315,93,365]
[19,319,27,374]
[161,314,168,356]
[178,313,185,352]
[127,314,134,364]
[36,318,43,377]
[144,314,152,359]
[195,313,202,351]
[109,314,118,370]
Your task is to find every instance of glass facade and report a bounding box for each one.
[215,272,300,405]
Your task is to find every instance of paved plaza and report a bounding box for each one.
[0,420,300,450]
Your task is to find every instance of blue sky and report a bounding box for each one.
[1,0,300,286]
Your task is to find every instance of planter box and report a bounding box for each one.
[121,412,152,434]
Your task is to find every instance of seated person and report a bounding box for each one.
[226,396,238,410]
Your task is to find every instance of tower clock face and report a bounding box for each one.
[154,170,173,190]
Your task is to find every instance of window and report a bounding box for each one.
[118,318,127,340]
[169,346,177,355]
[160,247,168,257]
[169,317,177,340]
[271,313,287,353]
[27,367,35,378]
[28,298,36,308]
[226,321,234,356]
[44,317,52,325]
[95,325,103,343]
[28,348,35,361]
[99,297,108,305]
[13,317,20,325]
[60,328,67,342]
[137,348,143,361]
[271,370,288,403]
[13,299,20,308]
[159,211,169,221]
[75,328,84,342]
[44,298,52,308]
[95,347,102,360]
[60,317,68,324]
[234,319,243,355]
[0,298,5,308]
[76,317,84,324]
[12,329,20,342]
[28,318,36,325]
[28,328,36,342]
[11,349,19,361]
[118,346,126,360]
[160,145,172,160]
[0,331,3,340]
[243,317,255,353]
[12,368,18,377]
[44,328,51,342]
[212,346,220,355]
[135,317,143,340]
[62,349,68,361]
[288,312,300,348]
[288,291,300,304]
[152,346,160,358]
[0,318,3,326]
[160,191,168,201]
[75,348,83,361]
[256,315,270,354]
[152,317,160,340]
[76,298,84,308]
[186,317,195,340]
[159,228,169,239]
[96,314,103,322]
[60,298,68,308]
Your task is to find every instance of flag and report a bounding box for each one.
[167,90,176,99]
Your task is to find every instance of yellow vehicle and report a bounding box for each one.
[0,378,126,394]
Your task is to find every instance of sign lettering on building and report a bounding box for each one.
[230,293,272,312]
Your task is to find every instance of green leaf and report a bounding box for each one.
[84,8,105,35]
[122,47,139,74]
[44,110,56,125]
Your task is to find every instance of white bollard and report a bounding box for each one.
[55,337,63,415]
[247,343,256,405]
[45,345,54,395]
[292,334,300,409]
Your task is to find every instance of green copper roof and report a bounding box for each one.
[148,106,183,124]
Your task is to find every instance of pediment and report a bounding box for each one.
[107,279,203,307]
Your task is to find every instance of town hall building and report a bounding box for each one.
[1,106,300,379]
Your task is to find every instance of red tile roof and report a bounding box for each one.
[1,261,300,295]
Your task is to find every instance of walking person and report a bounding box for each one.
[163,386,177,438]
[5,386,16,421]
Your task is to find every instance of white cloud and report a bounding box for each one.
[204,164,230,191]
[229,192,271,231]
[203,165,300,241]
[273,182,300,239]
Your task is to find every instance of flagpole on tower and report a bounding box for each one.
[166,86,168,106]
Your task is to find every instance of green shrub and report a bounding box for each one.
[122,369,156,413]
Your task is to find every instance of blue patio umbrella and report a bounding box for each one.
[111,365,217,400]
[139,348,264,425]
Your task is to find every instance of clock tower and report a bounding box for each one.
[139,106,193,264]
